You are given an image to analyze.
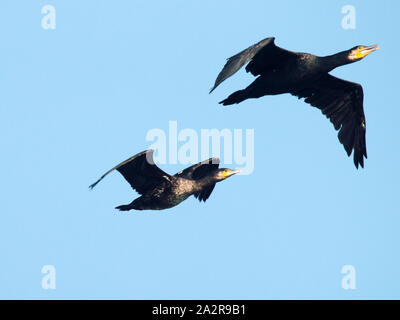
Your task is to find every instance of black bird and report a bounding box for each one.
[89,150,240,211]
[210,37,379,168]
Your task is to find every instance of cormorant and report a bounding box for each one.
[210,37,379,168]
[89,150,240,211]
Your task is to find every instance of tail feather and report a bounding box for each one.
[115,198,144,211]
[115,204,133,211]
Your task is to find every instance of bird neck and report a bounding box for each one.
[319,50,354,72]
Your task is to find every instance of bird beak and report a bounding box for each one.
[223,169,241,178]
[360,44,379,57]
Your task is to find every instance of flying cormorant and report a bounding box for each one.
[210,37,379,168]
[89,150,240,211]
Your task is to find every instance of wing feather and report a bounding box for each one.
[174,158,220,202]
[89,150,171,194]
[291,74,367,168]
[174,158,220,179]
[210,37,276,93]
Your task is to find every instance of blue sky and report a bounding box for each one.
[0,0,399,299]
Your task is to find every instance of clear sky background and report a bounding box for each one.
[0,0,399,299]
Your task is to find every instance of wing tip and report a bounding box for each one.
[206,157,220,165]
[88,178,101,190]
[199,157,220,166]
[352,148,366,169]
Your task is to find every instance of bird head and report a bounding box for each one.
[348,44,379,61]
[215,168,241,181]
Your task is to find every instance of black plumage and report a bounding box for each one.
[211,37,378,168]
[89,150,240,211]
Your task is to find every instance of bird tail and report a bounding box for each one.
[115,198,144,211]
[219,90,247,106]
[115,204,133,211]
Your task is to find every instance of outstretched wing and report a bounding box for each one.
[193,185,216,202]
[210,37,296,93]
[174,157,220,179]
[174,158,220,202]
[291,74,367,168]
[89,150,171,194]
